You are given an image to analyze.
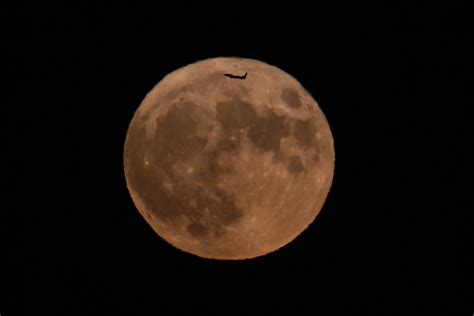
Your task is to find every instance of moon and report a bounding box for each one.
[123,57,335,260]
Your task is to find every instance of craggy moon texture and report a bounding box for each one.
[124,57,335,260]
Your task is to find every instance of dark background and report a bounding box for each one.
[4,2,473,314]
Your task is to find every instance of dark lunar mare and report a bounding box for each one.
[281,88,302,109]
[126,101,244,241]
[216,96,318,175]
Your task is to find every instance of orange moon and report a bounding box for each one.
[123,57,335,260]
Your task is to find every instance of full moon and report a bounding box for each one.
[124,57,335,260]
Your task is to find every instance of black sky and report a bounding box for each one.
[5,2,473,315]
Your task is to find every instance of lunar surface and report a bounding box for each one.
[123,57,335,260]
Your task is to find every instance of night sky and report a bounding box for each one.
[5,2,472,314]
